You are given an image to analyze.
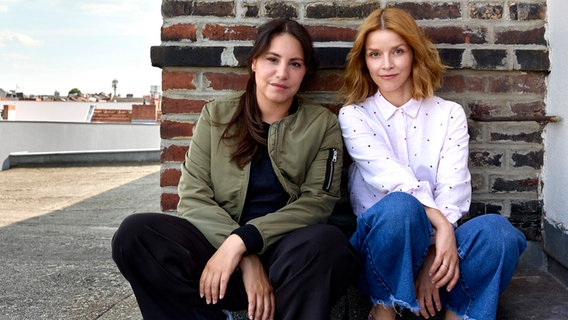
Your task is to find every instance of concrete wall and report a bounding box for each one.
[543,0,568,284]
[0,121,160,170]
[3,101,136,122]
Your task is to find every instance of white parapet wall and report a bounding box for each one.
[0,121,160,170]
[544,0,568,283]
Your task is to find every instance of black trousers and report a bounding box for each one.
[111,213,359,320]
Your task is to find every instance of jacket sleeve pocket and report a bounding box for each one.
[322,148,338,192]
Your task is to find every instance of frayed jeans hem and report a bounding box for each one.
[371,295,421,314]
[446,305,476,320]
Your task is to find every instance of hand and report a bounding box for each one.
[424,207,460,292]
[200,234,246,305]
[415,247,441,318]
[240,255,275,320]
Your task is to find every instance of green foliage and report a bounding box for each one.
[68,88,82,96]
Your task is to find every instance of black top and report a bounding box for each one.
[231,101,298,254]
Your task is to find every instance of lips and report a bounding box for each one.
[380,74,397,80]
[271,83,288,89]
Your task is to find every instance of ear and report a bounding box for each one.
[251,58,257,72]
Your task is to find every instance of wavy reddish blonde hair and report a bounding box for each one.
[340,7,445,105]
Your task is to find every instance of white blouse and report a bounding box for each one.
[338,92,471,224]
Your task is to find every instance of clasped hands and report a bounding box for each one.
[200,234,275,320]
[415,207,460,318]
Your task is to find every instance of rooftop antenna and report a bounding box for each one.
[150,85,159,98]
[112,79,118,97]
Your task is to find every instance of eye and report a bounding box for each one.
[290,61,304,68]
[369,51,380,58]
[394,48,403,55]
[266,56,278,63]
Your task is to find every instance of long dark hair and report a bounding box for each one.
[221,18,317,169]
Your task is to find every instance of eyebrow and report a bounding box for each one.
[265,51,305,61]
[366,43,408,51]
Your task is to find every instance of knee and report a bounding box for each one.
[363,192,428,233]
[476,214,526,249]
[462,214,527,262]
[112,213,155,258]
[301,225,356,262]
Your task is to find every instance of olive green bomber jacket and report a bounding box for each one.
[177,95,343,254]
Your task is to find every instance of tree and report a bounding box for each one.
[112,79,118,97]
[68,88,82,96]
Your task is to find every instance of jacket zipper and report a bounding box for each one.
[323,148,337,192]
[272,122,279,163]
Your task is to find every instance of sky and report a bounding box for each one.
[0,0,162,97]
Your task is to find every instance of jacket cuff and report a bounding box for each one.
[231,224,263,255]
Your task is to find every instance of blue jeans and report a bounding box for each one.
[350,192,527,319]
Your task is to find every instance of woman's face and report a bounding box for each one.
[251,33,307,111]
[364,29,414,106]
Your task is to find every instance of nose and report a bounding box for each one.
[382,54,393,69]
[276,63,288,80]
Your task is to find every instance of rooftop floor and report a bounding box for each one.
[0,165,566,319]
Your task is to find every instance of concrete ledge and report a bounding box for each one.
[544,218,568,286]
[8,149,160,168]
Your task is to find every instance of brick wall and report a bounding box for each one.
[151,0,550,241]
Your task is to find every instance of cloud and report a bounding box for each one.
[77,0,156,16]
[0,31,44,47]
[0,0,21,11]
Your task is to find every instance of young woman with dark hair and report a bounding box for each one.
[112,18,358,320]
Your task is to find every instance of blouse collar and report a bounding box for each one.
[372,92,421,120]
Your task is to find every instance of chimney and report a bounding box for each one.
[2,105,16,120]
[131,103,158,124]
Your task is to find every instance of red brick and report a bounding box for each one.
[306,26,357,42]
[495,27,546,45]
[193,1,235,17]
[302,72,343,92]
[163,71,197,90]
[511,101,546,117]
[160,168,182,187]
[91,109,132,123]
[203,24,256,41]
[510,3,546,21]
[469,101,508,118]
[162,97,208,114]
[161,145,188,163]
[424,26,487,45]
[489,73,546,94]
[204,72,249,91]
[161,24,197,41]
[469,3,504,19]
[393,2,461,20]
[161,121,194,139]
[440,74,484,93]
[132,104,158,121]
[161,192,180,211]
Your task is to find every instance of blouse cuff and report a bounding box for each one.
[405,181,437,210]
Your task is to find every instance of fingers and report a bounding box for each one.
[447,264,460,292]
[431,261,459,290]
[417,292,440,318]
[199,267,230,305]
[247,291,275,320]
